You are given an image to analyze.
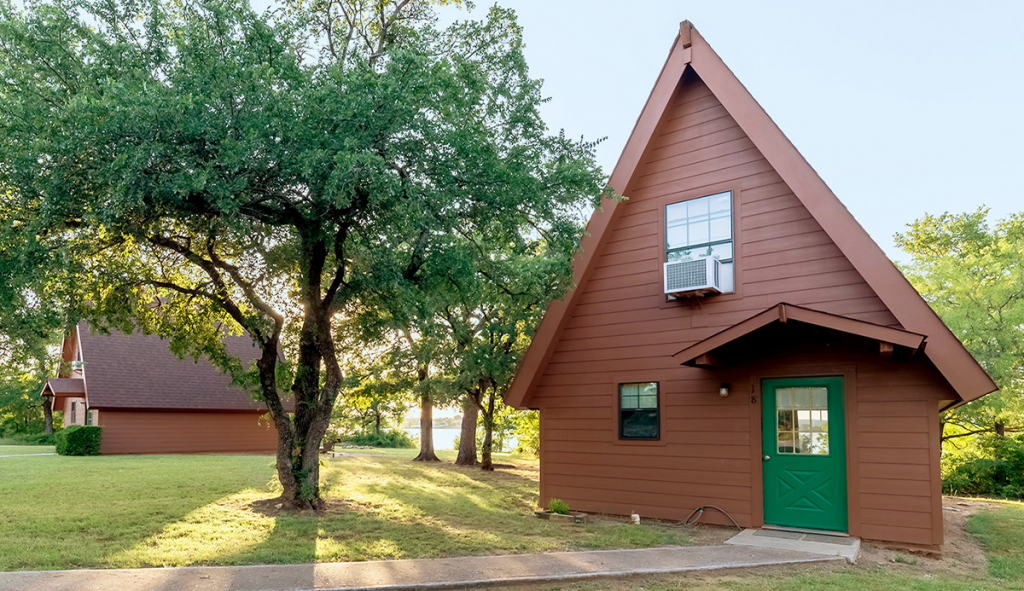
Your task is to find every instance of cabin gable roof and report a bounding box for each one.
[43,321,291,412]
[505,21,995,408]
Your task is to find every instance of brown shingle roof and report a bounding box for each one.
[79,321,289,411]
[41,378,86,396]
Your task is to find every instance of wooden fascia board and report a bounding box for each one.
[673,303,926,365]
[687,29,996,402]
[783,305,926,351]
[504,36,692,409]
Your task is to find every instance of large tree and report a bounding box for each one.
[896,209,1024,444]
[0,0,605,506]
[437,237,575,470]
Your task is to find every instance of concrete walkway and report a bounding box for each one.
[0,545,844,591]
[0,453,55,458]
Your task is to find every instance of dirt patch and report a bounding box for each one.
[854,496,996,577]
[248,496,335,518]
[690,523,741,546]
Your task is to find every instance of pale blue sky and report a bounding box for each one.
[435,1,1024,259]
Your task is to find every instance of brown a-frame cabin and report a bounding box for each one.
[505,22,996,549]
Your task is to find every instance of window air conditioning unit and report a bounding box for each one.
[664,257,723,298]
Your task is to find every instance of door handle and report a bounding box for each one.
[763,455,771,461]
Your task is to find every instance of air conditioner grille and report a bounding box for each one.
[664,257,724,296]
[666,259,707,291]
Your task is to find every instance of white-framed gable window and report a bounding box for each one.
[665,191,735,292]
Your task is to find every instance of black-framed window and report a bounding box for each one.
[619,382,659,440]
[666,191,733,263]
[70,402,76,424]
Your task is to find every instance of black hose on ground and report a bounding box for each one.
[683,505,744,530]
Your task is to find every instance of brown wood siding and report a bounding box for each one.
[532,71,949,547]
[97,410,278,455]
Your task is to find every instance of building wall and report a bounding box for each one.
[530,70,954,548]
[63,397,88,427]
[96,410,278,455]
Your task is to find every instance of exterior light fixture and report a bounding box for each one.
[719,384,730,397]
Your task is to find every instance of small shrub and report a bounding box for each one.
[55,426,102,456]
[340,430,417,449]
[548,498,571,515]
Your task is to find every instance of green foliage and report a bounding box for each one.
[548,498,570,515]
[0,0,606,498]
[512,409,539,456]
[896,209,1024,486]
[54,425,102,456]
[0,432,57,445]
[340,430,417,448]
[331,356,413,438]
[0,371,47,436]
[943,434,1024,498]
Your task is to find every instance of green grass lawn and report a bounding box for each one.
[0,448,691,571]
[7,446,1024,591]
[0,444,55,455]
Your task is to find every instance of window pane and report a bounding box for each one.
[797,432,812,454]
[797,410,812,431]
[621,383,639,397]
[777,385,831,456]
[709,192,731,213]
[687,222,709,245]
[666,201,687,224]
[811,388,828,409]
[666,222,687,251]
[778,432,795,453]
[811,410,828,433]
[776,388,793,409]
[687,197,709,219]
[667,249,692,262]
[811,433,829,455]
[639,383,658,408]
[709,216,731,241]
[709,243,733,261]
[621,410,659,439]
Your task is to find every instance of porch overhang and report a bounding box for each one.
[40,378,87,410]
[672,303,927,368]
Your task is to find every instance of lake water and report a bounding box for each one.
[404,427,461,450]
[404,427,518,451]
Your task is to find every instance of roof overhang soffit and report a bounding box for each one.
[672,303,926,368]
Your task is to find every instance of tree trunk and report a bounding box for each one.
[455,396,479,466]
[262,295,343,511]
[43,397,53,435]
[996,421,1006,437]
[413,366,440,462]
[375,411,381,434]
[480,391,496,471]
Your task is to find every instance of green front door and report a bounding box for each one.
[762,377,847,531]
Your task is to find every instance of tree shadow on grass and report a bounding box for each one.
[0,454,277,571]
[200,456,545,566]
